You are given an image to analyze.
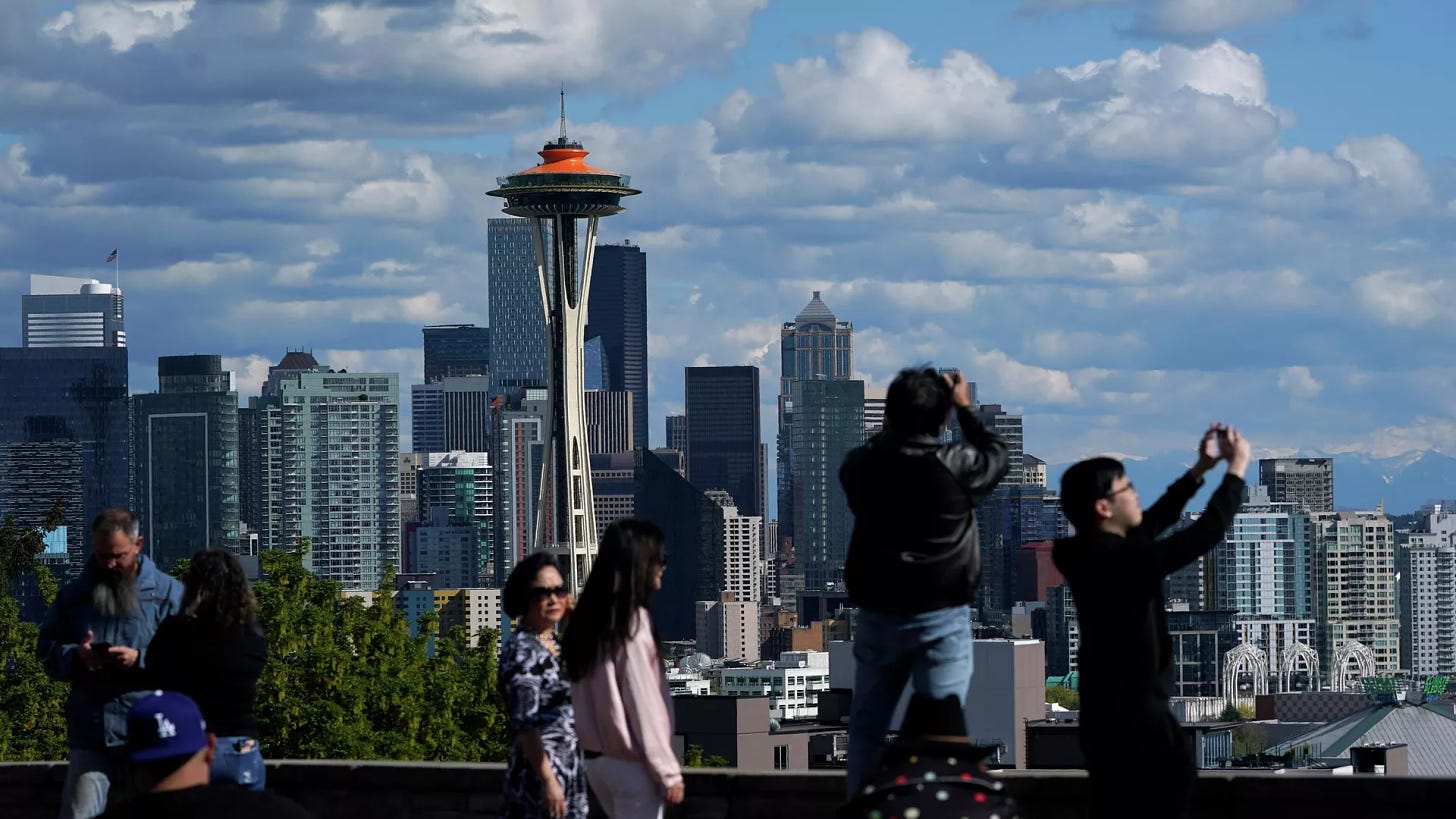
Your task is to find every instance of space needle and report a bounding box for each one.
[488,96,640,592]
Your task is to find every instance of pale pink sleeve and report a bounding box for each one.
[618,608,682,790]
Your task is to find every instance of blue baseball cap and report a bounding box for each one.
[126,691,209,762]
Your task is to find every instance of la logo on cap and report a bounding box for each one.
[154,713,177,739]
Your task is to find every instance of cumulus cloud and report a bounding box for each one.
[1276,365,1323,399]
[1017,0,1305,38]
[43,1,196,53]
[341,155,451,220]
[1352,270,1446,326]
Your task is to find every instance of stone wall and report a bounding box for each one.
[6,761,1456,818]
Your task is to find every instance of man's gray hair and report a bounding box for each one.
[91,508,140,541]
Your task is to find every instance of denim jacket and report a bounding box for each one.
[36,555,184,749]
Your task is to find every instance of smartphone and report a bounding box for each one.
[90,641,113,653]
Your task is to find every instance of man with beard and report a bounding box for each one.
[38,508,184,819]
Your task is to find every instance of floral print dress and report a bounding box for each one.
[499,630,588,819]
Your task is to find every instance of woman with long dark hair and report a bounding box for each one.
[144,549,268,789]
[561,519,683,818]
[498,551,587,819]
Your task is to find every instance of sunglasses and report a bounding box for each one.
[529,585,570,601]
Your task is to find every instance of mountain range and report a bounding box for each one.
[1048,450,1456,517]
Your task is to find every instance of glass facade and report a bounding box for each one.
[778,292,852,542]
[410,377,493,454]
[487,218,548,389]
[131,355,240,572]
[585,242,648,448]
[685,366,764,518]
[789,378,864,593]
[422,325,490,384]
[0,347,129,576]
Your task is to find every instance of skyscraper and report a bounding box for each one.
[685,366,764,518]
[130,355,240,571]
[705,489,764,605]
[778,292,852,543]
[1259,458,1335,514]
[586,241,648,449]
[1315,510,1399,684]
[422,324,490,383]
[635,448,716,641]
[665,414,687,453]
[790,378,864,592]
[1210,484,1313,620]
[410,377,493,454]
[487,218,548,389]
[1397,507,1456,677]
[1,276,130,578]
[415,451,492,586]
[248,352,400,590]
[22,274,126,348]
[584,390,633,454]
[493,388,548,585]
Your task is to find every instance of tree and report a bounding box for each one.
[1045,685,1079,710]
[1232,723,1268,759]
[253,540,509,761]
[1218,703,1243,722]
[0,504,70,760]
[684,744,730,768]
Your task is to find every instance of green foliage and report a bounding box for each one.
[683,744,729,768]
[1218,703,1245,722]
[1237,703,1256,720]
[253,539,509,761]
[1232,723,1268,759]
[0,505,69,760]
[1045,685,1080,710]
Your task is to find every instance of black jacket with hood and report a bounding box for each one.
[840,406,1010,615]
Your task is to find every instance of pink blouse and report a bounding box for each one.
[571,607,682,790]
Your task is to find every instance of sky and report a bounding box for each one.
[1,0,1454,484]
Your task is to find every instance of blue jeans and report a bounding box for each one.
[211,735,266,790]
[847,605,973,798]
[59,748,129,819]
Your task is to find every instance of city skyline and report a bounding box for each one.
[1,2,1453,484]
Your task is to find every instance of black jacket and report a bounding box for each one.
[840,406,1010,615]
[1052,472,1244,714]
[144,615,267,738]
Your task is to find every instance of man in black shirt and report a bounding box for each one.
[1052,424,1249,818]
[840,367,1009,798]
[99,691,312,819]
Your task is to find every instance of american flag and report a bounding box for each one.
[105,249,118,263]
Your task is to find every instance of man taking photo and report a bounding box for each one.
[1053,424,1250,818]
[839,367,1009,798]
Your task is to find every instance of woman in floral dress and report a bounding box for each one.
[499,552,587,819]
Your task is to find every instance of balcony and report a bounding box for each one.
[4,762,1456,818]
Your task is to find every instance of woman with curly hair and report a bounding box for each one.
[499,551,587,819]
[145,549,268,789]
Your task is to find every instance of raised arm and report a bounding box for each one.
[1153,426,1252,574]
[945,372,1009,499]
[1139,426,1223,536]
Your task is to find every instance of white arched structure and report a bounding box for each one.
[1224,642,1270,704]
[1332,640,1378,692]
[1280,641,1321,692]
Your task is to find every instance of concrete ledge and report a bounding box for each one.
[6,761,1456,819]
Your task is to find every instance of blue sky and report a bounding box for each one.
[1,0,1453,485]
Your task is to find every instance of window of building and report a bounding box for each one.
[773,745,789,770]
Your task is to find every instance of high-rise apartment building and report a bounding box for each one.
[247,352,400,590]
[684,366,764,518]
[789,378,864,593]
[977,404,1024,488]
[22,274,126,348]
[411,377,493,454]
[584,390,634,454]
[665,415,687,453]
[408,506,479,589]
[130,355,240,570]
[585,242,648,449]
[1260,458,1335,514]
[705,490,764,605]
[422,324,490,383]
[863,386,887,437]
[1398,507,1456,676]
[493,389,548,584]
[487,218,548,389]
[1211,485,1314,620]
[1,276,130,579]
[1315,511,1399,683]
[778,292,852,543]
[695,594,760,662]
[417,451,492,584]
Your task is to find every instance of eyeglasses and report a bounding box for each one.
[529,585,569,601]
[1105,482,1136,499]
